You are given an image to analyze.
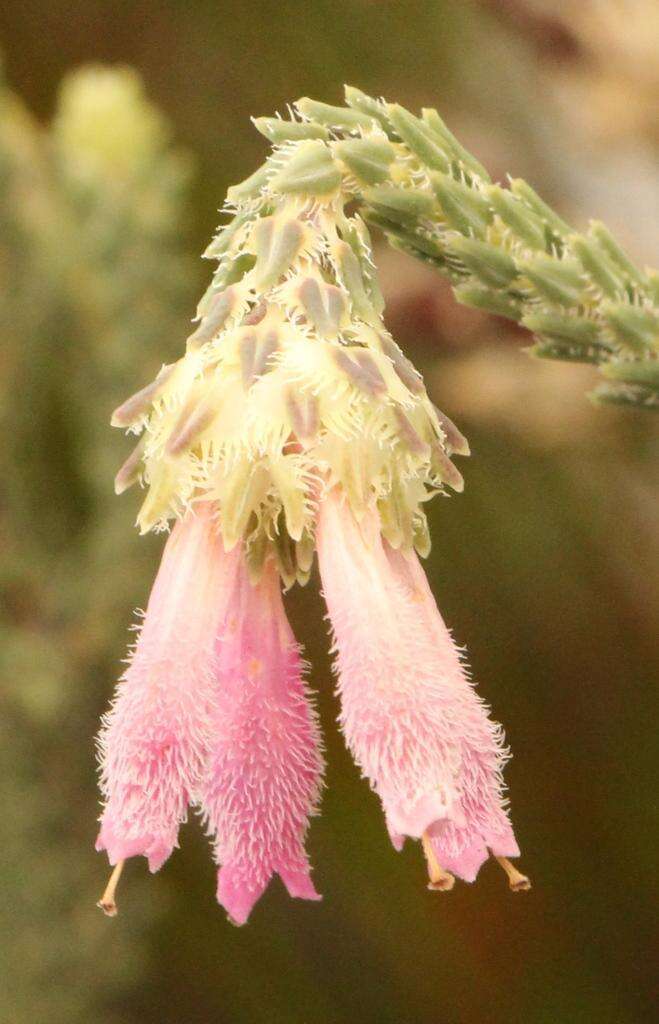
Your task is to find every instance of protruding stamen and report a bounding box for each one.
[422,832,455,892]
[97,860,125,917]
[495,855,531,892]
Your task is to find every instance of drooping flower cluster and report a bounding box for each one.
[97,93,529,923]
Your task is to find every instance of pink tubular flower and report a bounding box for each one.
[317,489,528,892]
[96,503,234,876]
[96,503,323,921]
[198,557,323,925]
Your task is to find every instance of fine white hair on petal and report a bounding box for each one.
[316,489,518,883]
[197,554,324,925]
[96,503,240,872]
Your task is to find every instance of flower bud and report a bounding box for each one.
[203,253,255,301]
[296,97,375,132]
[366,212,450,269]
[166,391,219,456]
[334,137,397,186]
[421,107,491,182]
[588,221,647,288]
[333,347,386,396]
[570,234,624,298]
[518,254,585,307]
[239,326,280,387]
[227,164,271,204]
[218,461,269,551]
[430,441,464,492]
[362,184,436,225]
[297,277,348,337]
[386,104,450,174]
[111,363,176,428]
[509,178,571,238]
[603,303,659,353]
[378,333,425,395]
[453,283,521,320]
[285,389,320,446]
[269,140,341,197]
[269,457,307,542]
[332,240,378,322]
[136,462,178,534]
[252,116,328,144]
[343,86,393,134]
[203,210,253,260]
[250,215,308,290]
[433,406,470,457]
[394,408,430,457]
[449,235,517,289]
[186,287,238,350]
[522,311,601,348]
[486,185,546,250]
[430,173,492,239]
[341,218,385,314]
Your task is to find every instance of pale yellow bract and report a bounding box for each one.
[112,116,468,587]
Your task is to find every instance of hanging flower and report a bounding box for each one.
[198,554,323,926]
[96,503,231,877]
[97,99,529,920]
[317,489,527,892]
[96,504,323,921]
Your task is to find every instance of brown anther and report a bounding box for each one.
[422,832,455,892]
[97,859,125,917]
[495,855,531,892]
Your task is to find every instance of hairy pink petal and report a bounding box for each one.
[96,504,238,871]
[199,558,323,925]
[317,490,519,883]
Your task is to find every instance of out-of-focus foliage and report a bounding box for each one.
[501,0,659,144]
[0,62,194,1023]
[0,3,657,1023]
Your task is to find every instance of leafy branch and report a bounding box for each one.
[232,85,659,411]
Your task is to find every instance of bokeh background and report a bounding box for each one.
[1,2,658,1022]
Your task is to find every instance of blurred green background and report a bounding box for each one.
[1,2,657,1022]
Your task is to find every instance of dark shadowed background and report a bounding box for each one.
[1,2,657,1022]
